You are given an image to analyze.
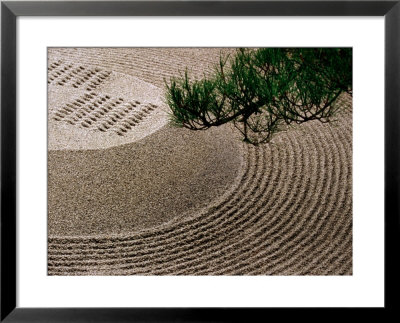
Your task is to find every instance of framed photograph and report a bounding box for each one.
[1,0,399,321]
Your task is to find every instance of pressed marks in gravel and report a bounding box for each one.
[48,60,112,91]
[51,91,158,137]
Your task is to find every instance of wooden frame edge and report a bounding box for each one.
[1,1,399,321]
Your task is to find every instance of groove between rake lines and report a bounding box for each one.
[244,124,351,276]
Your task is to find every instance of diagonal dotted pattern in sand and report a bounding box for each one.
[48,60,169,150]
[48,48,352,276]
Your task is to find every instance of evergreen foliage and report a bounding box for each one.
[165,48,352,145]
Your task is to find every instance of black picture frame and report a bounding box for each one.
[1,1,399,321]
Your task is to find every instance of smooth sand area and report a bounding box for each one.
[48,123,243,236]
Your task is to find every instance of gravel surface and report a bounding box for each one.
[48,48,352,275]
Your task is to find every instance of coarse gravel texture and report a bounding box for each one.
[48,123,243,236]
[48,48,352,276]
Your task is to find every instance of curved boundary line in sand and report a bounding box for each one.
[48,136,249,240]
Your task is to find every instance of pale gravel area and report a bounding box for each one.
[48,67,169,150]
